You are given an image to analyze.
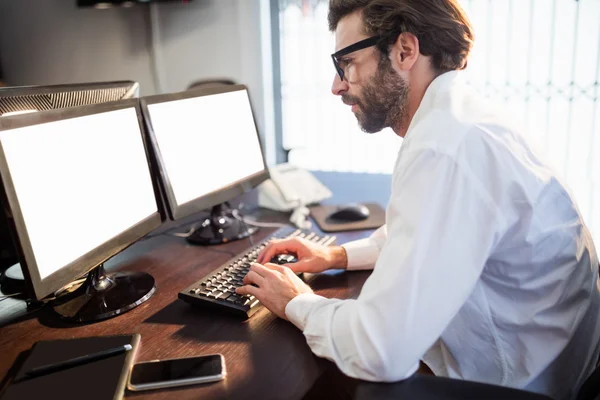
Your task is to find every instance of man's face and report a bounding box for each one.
[332,12,409,134]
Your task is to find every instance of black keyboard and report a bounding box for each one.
[178,226,336,318]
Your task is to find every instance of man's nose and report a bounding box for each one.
[331,74,348,96]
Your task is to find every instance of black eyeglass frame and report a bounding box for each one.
[331,36,381,81]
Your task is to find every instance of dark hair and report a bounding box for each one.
[328,0,474,73]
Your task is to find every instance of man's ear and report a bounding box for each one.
[389,32,419,71]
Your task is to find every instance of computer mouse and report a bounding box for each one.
[327,203,370,222]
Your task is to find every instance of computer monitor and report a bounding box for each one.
[0,100,162,322]
[0,80,139,271]
[140,84,269,245]
[0,80,139,117]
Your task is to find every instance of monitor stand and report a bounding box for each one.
[186,202,258,246]
[0,263,25,295]
[51,263,155,323]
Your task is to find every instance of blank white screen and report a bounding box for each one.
[147,89,265,207]
[0,108,158,279]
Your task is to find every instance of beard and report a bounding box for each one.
[342,54,409,134]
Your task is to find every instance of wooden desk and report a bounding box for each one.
[0,171,391,400]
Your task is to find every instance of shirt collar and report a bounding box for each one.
[405,70,463,138]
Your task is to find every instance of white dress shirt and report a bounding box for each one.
[285,71,600,400]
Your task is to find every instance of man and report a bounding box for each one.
[237,1,600,398]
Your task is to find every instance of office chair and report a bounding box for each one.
[577,265,600,400]
[417,364,600,400]
[186,78,236,90]
[307,363,600,400]
[577,364,600,400]
[304,365,554,400]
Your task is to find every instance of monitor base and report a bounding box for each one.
[0,263,26,296]
[186,202,258,246]
[52,264,155,323]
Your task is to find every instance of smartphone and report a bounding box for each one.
[127,354,226,391]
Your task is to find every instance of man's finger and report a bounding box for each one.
[257,242,275,264]
[258,238,303,264]
[283,259,310,273]
[236,284,259,297]
[263,262,285,273]
[257,239,285,264]
[243,270,264,286]
[249,262,274,276]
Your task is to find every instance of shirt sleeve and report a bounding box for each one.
[285,148,505,382]
[342,225,387,270]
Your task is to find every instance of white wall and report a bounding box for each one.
[0,0,270,155]
[0,0,156,93]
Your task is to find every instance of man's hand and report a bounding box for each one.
[257,237,348,274]
[236,262,313,320]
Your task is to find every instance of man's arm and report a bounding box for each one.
[285,150,505,381]
[256,223,387,273]
[342,224,388,271]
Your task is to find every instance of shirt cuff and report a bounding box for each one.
[342,238,380,270]
[285,292,327,331]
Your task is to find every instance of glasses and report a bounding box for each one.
[331,36,381,81]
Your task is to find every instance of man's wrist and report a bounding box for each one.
[329,246,348,270]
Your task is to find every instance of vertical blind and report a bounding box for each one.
[277,0,600,243]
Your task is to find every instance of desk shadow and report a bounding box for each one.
[0,305,42,329]
[0,349,30,395]
[307,270,371,293]
[145,300,251,343]
[35,306,99,329]
[221,309,323,400]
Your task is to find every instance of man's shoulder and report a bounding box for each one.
[410,87,526,159]
[405,89,552,190]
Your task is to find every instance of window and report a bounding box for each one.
[276,0,600,242]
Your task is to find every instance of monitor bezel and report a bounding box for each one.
[0,80,139,99]
[0,99,162,300]
[140,84,270,221]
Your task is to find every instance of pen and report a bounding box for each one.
[18,344,132,381]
